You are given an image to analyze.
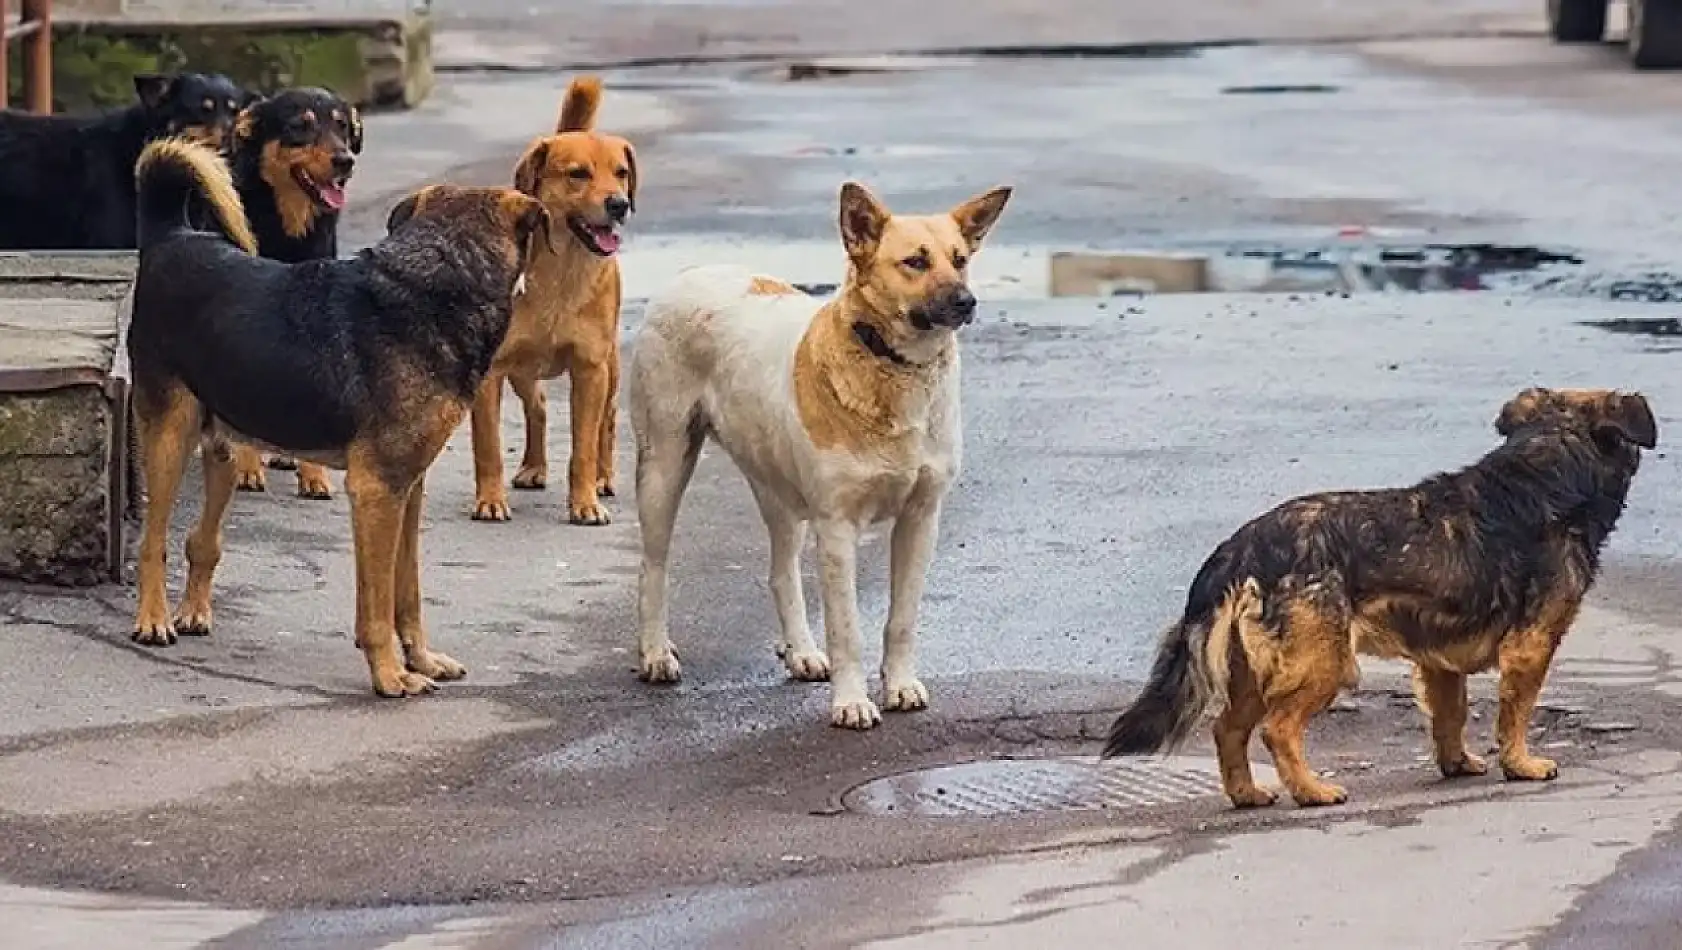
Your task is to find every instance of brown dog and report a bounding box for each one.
[127,136,550,697]
[470,75,634,525]
[1103,388,1656,807]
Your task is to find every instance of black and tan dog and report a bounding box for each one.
[217,87,365,500]
[0,72,252,250]
[1104,388,1656,808]
[127,137,551,697]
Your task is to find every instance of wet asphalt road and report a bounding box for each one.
[12,31,1682,948]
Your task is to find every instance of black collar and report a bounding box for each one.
[852,321,916,368]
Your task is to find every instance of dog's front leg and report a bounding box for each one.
[347,463,434,698]
[816,518,878,729]
[881,496,942,713]
[395,474,466,684]
[470,373,513,521]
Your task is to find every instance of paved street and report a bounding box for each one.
[10,2,1682,946]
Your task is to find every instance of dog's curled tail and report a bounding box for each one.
[1102,576,1260,758]
[557,76,603,133]
[134,137,257,255]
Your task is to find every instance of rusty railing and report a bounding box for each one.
[0,0,52,113]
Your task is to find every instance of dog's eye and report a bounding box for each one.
[614,168,630,180]
[201,98,215,113]
[901,252,931,272]
[951,251,969,269]
[567,167,592,182]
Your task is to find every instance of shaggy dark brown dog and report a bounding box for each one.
[1103,388,1656,808]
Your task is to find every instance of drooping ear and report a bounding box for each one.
[385,186,434,234]
[623,142,638,213]
[232,103,259,145]
[523,200,558,256]
[950,185,1013,249]
[838,181,890,262]
[514,141,549,198]
[134,74,174,110]
[1596,392,1658,450]
[346,103,365,155]
[1495,387,1550,437]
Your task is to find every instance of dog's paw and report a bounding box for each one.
[1500,755,1559,782]
[472,498,513,522]
[596,477,616,498]
[265,455,299,471]
[1289,781,1349,808]
[371,668,438,698]
[1227,785,1279,809]
[296,472,334,500]
[782,649,831,682]
[1438,751,1489,779]
[407,649,467,681]
[172,604,213,637]
[512,465,547,490]
[882,678,930,712]
[831,696,882,730]
[234,468,268,492]
[569,500,611,526]
[639,644,683,683]
[131,616,178,647]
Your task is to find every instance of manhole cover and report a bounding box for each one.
[842,756,1276,818]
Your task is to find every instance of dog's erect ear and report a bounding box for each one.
[1596,392,1658,450]
[838,181,890,262]
[134,74,174,109]
[514,142,548,198]
[950,185,1013,249]
[385,186,433,234]
[623,142,639,213]
[1495,387,1550,437]
[346,104,365,155]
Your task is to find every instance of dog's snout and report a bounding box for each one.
[950,287,977,320]
[603,194,631,222]
[331,151,356,176]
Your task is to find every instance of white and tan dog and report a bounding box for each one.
[627,180,1012,729]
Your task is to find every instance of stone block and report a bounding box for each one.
[1048,250,1210,297]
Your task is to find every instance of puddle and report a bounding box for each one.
[1221,83,1342,95]
[1578,317,1682,352]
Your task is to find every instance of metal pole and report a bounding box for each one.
[21,0,48,113]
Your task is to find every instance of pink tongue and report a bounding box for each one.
[592,227,622,254]
[318,182,347,211]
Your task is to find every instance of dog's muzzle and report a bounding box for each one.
[911,286,979,330]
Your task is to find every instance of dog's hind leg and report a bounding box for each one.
[471,373,513,521]
[173,434,238,636]
[633,415,704,684]
[232,443,268,492]
[508,374,549,492]
[1497,614,1574,782]
[596,349,620,499]
[294,462,334,500]
[346,458,434,698]
[1413,665,1488,778]
[395,474,466,684]
[880,494,943,713]
[751,487,827,682]
[816,518,879,730]
[1214,652,1277,808]
[1257,598,1354,807]
[132,381,201,646]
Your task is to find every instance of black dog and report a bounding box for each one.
[0,72,252,250]
[218,86,364,497]
[127,137,551,699]
[1103,387,1655,809]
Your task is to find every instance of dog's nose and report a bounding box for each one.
[604,194,631,222]
[331,151,356,177]
[950,287,977,322]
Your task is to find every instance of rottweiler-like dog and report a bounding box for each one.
[218,87,365,500]
[0,72,251,250]
[127,137,552,698]
[1104,388,1656,808]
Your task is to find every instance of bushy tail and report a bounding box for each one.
[557,76,603,133]
[134,137,257,255]
[1102,578,1258,758]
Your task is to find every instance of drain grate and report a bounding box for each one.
[842,756,1274,818]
